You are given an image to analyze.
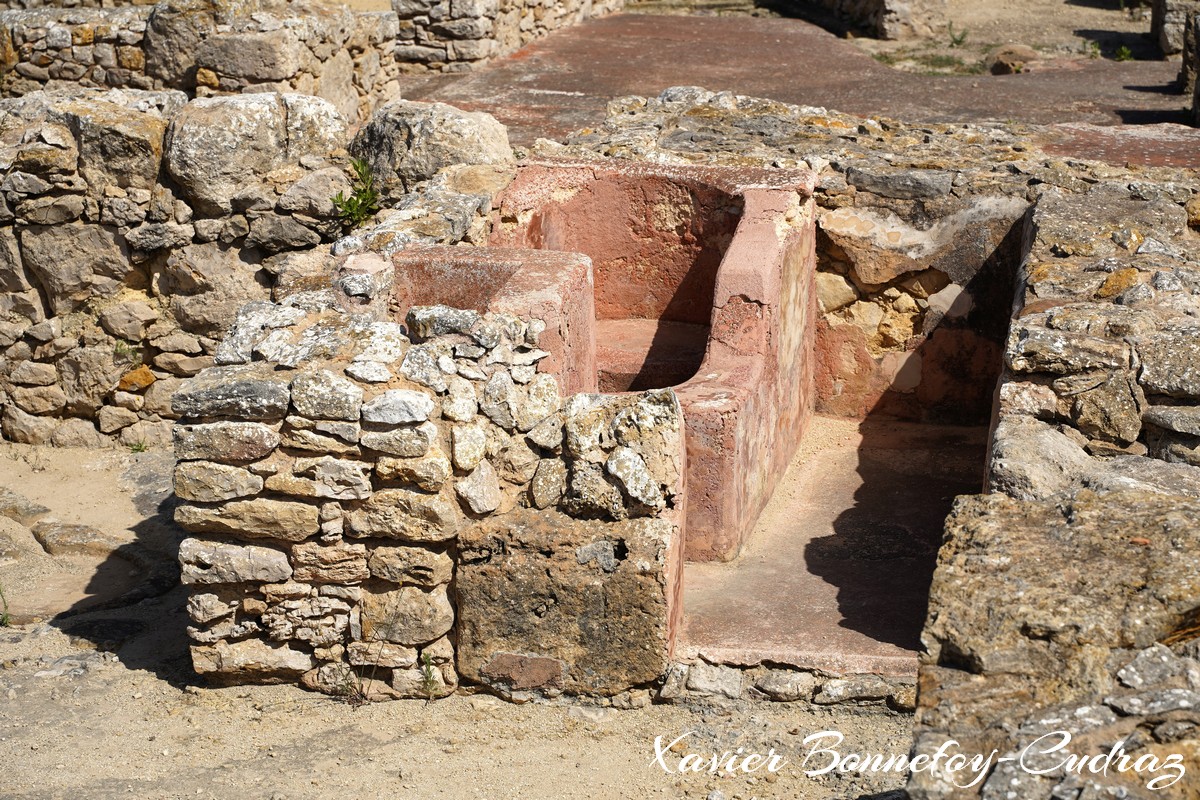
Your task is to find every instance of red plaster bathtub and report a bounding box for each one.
[489,161,818,562]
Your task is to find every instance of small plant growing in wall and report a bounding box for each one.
[947,22,968,48]
[1114,45,1134,62]
[331,663,370,708]
[0,579,11,627]
[332,157,381,231]
[420,651,439,704]
[112,339,141,368]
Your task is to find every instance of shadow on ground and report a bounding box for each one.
[804,420,987,651]
[49,452,196,689]
[803,213,1022,653]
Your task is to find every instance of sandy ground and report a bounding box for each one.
[841,0,1157,75]
[0,442,912,800]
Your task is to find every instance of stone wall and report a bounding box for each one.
[186,6,402,125]
[393,0,624,72]
[0,7,155,92]
[0,0,401,124]
[2,0,157,7]
[781,0,947,39]
[814,170,1026,423]
[0,0,626,96]
[0,91,520,452]
[908,180,1200,799]
[173,270,686,698]
[1154,0,1200,56]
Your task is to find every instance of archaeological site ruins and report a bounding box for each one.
[3,0,1200,797]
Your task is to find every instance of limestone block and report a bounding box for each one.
[375,447,452,491]
[456,508,679,696]
[175,498,319,542]
[172,364,292,420]
[290,369,363,422]
[57,346,126,416]
[194,28,303,82]
[51,98,169,191]
[1006,323,1130,375]
[1134,323,1200,398]
[367,543,454,586]
[180,537,293,584]
[165,94,346,215]
[345,486,461,542]
[360,389,435,424]
[277,167,350,219]
[191,639,314,681]
[174,460,264,502]
[359,420,437,457]
[349,99,513,197]
[162,242,275,336]
[17,223,130,315]
[359,583,454,646]
[173,421,280,463]
[911,490,1200,799]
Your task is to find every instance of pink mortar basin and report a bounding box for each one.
[388,161,817,562]
[391,246,598,397]
[489,160,819,562]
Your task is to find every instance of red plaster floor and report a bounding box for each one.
[397,12,1200,167]
[679,414,988,677]
[595,318,709,391]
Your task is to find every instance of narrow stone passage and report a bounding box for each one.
[680,414,988,676]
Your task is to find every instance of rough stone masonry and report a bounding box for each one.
[542,87,1200,796]
[173,266,687,699]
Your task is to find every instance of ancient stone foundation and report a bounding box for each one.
[783,0,947,39]
[174,256,687,699]
[0,89,519,451]
[537,87,1200,795]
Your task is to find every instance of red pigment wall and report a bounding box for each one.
[490,165,741,324]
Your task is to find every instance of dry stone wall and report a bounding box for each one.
[0,0,401,124]
[0,0,625,105]
[186,6,402,125]
[781,0,946,39]
[394,0,623,71]
[908,180,1200,798]
[0,89,513,452]
[2,0,157,7]
[173,276,686,699]
[0,7,155,92]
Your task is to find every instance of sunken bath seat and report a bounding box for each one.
[393,160,817,561]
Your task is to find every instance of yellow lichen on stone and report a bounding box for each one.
[1095,268,1141,299]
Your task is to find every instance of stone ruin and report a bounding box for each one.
[779,0,946,39]
[164,84,1200,797]
[0,0,622,120]
[0,0,1197,797]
